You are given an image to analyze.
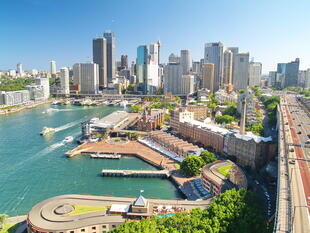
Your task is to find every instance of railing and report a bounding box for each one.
[273,99,293,233]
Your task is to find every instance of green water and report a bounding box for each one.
[0,104,180,216]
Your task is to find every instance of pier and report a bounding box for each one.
[102,169,170,178]
[90,153,121,159]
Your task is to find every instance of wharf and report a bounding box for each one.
[90,153,121,159]
[102,169,170,178]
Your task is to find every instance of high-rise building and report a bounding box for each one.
[35,77,50,100]
[248,62,262,87]
[192,61,201,74]
[103,31,116,83]
[180,50,191,75]
[268,71,277,87]
[181,75,195,95]
[93,37,107,88]
[233,53,249,90]
[50,60,57,76]
[164,63,182,95]
[60,67,70,95]
[136,45,148,94]
[202,63,215,93]
[17,63,23,75]
[283,58,300,88]
[130,61,136,76]
[223,50,233,86]
[136,42,161,94]
[121,55,128,69]
[168,53,180,63]
[149,41,160,65]
[227,47,239,83]
[204,42,224,91]
[305,69,310,89]
[73,63,99,94]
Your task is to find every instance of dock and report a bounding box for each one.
[102,169,170,178]
[90,153,121,159]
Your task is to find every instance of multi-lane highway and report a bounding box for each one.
[283,94,310,232]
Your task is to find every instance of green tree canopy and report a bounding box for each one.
[215,115,235,124]
[130,105,143,112]
[110,189,270,233]
[200,151,217,164]
[180,155,205,176]
[0,76,34,91]
[0,214,7,229]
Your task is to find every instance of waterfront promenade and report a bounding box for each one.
[66,140,201,197]
[0,100,51,115]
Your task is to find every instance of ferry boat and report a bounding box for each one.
[40,127,55,136]
[62,136,74,144]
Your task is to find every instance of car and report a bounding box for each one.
[289,160,296,164]
[298,124,301,126]
[298,131,302,134]
[290,148,295,152]
[254,180,259,185]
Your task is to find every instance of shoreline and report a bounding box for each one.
[0,100,52,116]
[66,140,202,200]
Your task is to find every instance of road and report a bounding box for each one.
[282,94,310,232]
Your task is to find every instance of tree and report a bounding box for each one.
[200,151,217,164]
[0,214,7,230]
[247,123,264,136]
[126,84,136,92]
[130,105,143,112]
[180,155,205,176]
[110,189,268,233]
[215,115,235,124]
[175,96,182,104]
[164,113,171,122]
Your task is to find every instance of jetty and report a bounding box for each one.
[102,169,170,178]
[90,153,121,159]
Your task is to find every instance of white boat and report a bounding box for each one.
[62,136,74,144]
[89,137,99,143]
[40,127,55,136]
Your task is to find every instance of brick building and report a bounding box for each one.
[137,109,164,131]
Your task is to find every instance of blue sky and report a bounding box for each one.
[0,0,310,73]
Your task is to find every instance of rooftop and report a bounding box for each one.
[92,111,128,129]
[182,119,230,135]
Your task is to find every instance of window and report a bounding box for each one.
[102,225,106,229]
[81,230,85,232]
[70,231,74,233]
[112,225,116,228]
[92,227,96,230]
[102,232,106,233]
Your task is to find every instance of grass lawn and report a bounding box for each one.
[0,223,19,233]
[65,205,109,216]
[218,165,235,177]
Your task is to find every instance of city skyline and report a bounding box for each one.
[1,0,310,73]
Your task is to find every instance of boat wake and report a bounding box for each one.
[0,142,64,180]
[54,119,82,132]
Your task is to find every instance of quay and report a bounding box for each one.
[90,153,121,159]
[102,169,170,178]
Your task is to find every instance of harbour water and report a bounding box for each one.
[0,104,181,216]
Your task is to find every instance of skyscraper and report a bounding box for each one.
[103,31,116,83]
[202,63,215,93]
[164,62,182,95]
[60,67,70,95]
[305,69,310,89]
[227,47,239,83]
[73,63,99,94]
[50,60,57,76]
[17,63,23,76]
[121,55,128,69]
[223,50,233,86]
[180,75,195,95]
[283,58,300,88]
[93,37,107,88]
[180,50,191,75]
[168,53,180,63]
[233,53,249,90]
[248,62,262,87]
[136,45,148,94]
[204,42,224,91]
[149,41,160,65]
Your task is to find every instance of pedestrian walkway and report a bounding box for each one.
[139,138,184,163]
